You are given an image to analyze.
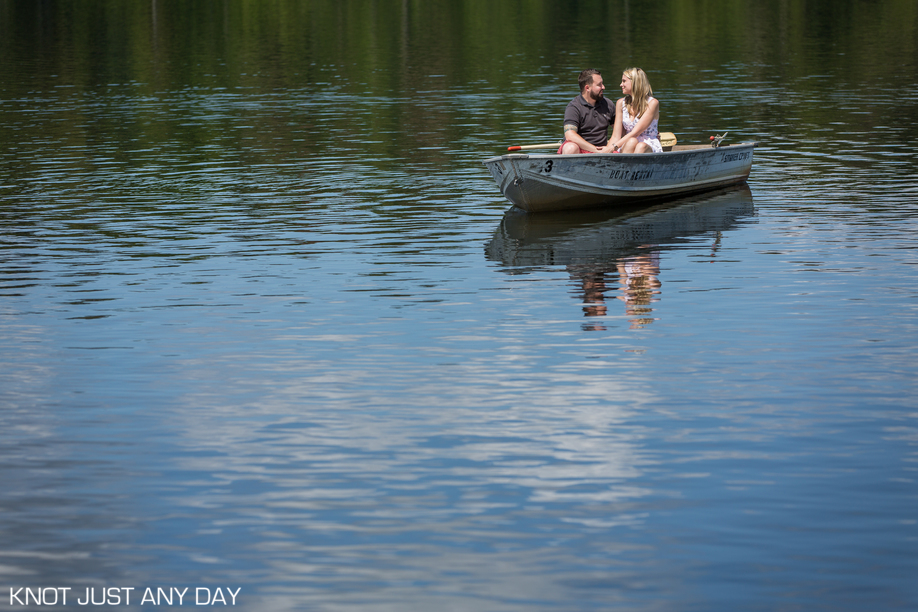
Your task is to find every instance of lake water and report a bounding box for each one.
[1,1,917,610]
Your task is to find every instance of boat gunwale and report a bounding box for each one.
[482,141,758,164]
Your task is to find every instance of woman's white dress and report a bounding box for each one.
[622,97,662,153]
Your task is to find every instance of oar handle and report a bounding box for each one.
[507,142,562,151]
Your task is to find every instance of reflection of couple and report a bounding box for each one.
[616,252,662,328]
[568,249,661,330]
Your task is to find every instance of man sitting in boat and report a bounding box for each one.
[558,69,618,155]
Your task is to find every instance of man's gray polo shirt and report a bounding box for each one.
[563,95,615,147]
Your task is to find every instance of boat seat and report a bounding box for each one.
[660,132,677,151]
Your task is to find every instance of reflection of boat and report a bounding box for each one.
[482,142,756,213]
[485,185,754,269]
[485,186,755,330]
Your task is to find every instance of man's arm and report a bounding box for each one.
[563,123,600,153]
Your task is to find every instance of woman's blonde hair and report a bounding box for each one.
[622,67,653,119]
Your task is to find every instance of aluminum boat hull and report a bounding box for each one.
[482,142,756,213]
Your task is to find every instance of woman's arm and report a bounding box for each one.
[609,99,624,145]
[593,99,624,153]
[624,98,659,140]
[613,97,660,149]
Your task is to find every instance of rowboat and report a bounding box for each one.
[482,136,756,213]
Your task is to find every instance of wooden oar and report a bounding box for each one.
[509,133,677,152]
[507,142,562,151]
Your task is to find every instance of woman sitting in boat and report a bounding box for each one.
[611,68,662,154]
